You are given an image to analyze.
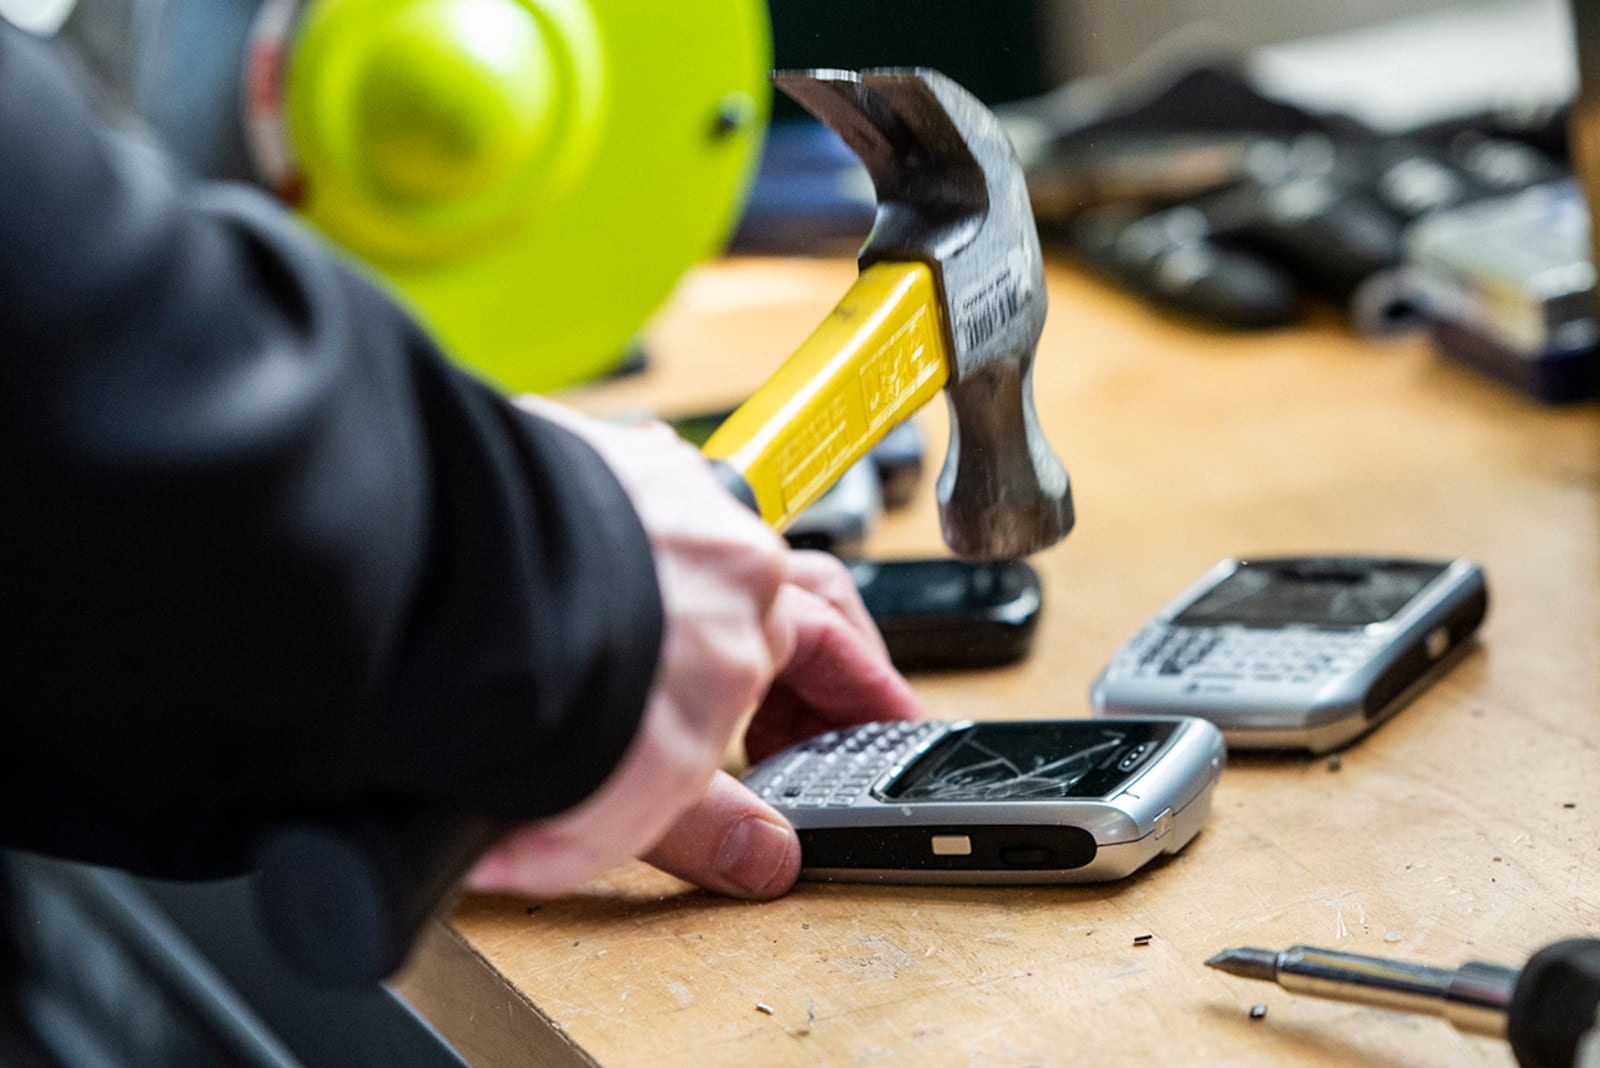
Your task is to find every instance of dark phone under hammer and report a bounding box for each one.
[850,558,1042,671]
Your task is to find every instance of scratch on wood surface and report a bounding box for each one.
[832,935,919,981]
[1324,893,1367,941]
[805,963,1047,1028]
[665,981,694,1009]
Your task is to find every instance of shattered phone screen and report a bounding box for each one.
[882,721,1176,802]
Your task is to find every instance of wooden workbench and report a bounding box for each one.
[395,256,1600,1067]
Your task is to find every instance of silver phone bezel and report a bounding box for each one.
[749,717,1226,885]
[1090,557,1486,752]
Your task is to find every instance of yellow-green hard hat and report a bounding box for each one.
[256,0,770,393]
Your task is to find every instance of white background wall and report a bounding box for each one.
[1041,0,1472,79]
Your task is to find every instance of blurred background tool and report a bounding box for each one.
[723,1,1594,402]
[31,0,1590,401]
[1207,940,1600,1068]
[40,0,772,394]
[1009,59,1575,337]
[1404,179,1599,402]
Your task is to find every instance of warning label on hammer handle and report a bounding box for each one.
[954,250,1034,352]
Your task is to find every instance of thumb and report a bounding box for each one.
[642,770,801,899]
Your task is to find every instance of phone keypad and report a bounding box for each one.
[746,722,945,808]
[1121,626,1385,685]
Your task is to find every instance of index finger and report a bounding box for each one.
[744,583,925,764]
[783,549,888,661]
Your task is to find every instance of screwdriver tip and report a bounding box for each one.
[1205,946,1281,982]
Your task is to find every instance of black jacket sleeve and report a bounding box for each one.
[0,25,663,879]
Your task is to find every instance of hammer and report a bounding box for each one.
[255,67,1073,986]
[707,67,1073,559]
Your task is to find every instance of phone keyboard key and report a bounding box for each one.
[746,721,944,805]
[1120,626,1385,685]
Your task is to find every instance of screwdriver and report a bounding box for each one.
[1205,939,1600,1068]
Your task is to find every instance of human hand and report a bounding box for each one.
[466,399,925,900]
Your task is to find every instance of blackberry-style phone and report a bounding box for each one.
[849,558,1042,671]
[1091,556,1488,753]
[742,717,1225,884]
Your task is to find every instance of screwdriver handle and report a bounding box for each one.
[1508,938,1600,1068]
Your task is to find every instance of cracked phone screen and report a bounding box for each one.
[883,721,1177,801]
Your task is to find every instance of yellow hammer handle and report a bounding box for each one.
[703,261,951,531]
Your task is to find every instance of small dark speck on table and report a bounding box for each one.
[1250,1004,1268,1020]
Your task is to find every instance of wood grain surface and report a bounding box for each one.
[395,257,1600,1068]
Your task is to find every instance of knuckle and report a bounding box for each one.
[792,547,855,598]
[641,701,724,793]
[723,646,775,713]
[666,624,774,725]
[817,557,858,605]
[724,533,790,604]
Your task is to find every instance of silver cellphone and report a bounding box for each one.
[741,717,1225,884]
[1090,556,1488,754]
[783,457,882,559]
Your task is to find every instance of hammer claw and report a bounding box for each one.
[776,68,988,225]
[856,72,988,216]
[772,70,901,187]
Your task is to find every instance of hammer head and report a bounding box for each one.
[775,68,1073,560]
